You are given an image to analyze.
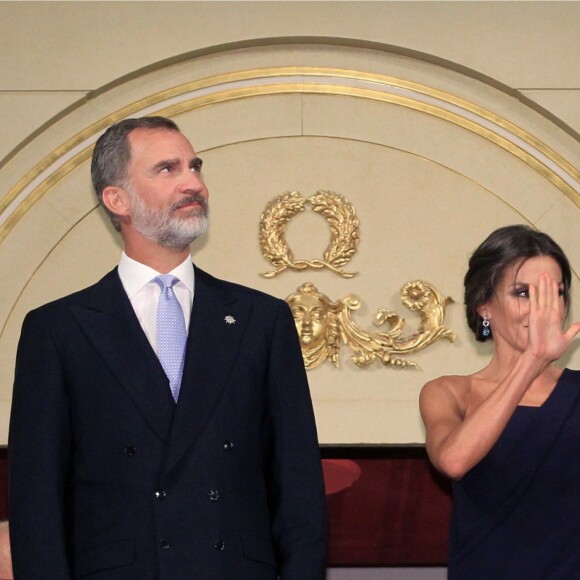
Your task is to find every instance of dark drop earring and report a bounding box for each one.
[482,315,490,337]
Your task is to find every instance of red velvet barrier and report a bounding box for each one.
[321,447,452,566]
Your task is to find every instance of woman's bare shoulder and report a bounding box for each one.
[420,374,473,413]
[422,374,471,395]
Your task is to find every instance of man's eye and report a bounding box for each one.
[191,158,203,173]
[160,166,172,173]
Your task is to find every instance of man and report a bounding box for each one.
[8,117,327,579]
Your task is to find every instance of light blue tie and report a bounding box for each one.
[153,275,187,402]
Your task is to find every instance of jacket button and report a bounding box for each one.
[159,539,171,550]
[208,489,220,502]
[213,540,225,551]
[223,441,234,451]
[155,489,167,500]
[124,446,137,456]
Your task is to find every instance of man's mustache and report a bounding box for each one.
[171,194,208,214]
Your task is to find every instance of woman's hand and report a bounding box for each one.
[526,273,580,362]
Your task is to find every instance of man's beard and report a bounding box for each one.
[126,184,209,249]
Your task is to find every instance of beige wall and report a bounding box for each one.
[0,2,578,445]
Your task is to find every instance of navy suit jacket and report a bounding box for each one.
[9,266,326,579]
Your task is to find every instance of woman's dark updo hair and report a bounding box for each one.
[464,225,572,342]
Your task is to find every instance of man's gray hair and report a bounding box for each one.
[91,116,180,231]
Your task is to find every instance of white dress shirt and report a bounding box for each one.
[117,252,194,354]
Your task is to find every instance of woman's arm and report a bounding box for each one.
[420,356,544,480]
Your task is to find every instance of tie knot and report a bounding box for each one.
[153,274,180,291]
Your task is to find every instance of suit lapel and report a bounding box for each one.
[165,267,253,473]
[70,269,175,441]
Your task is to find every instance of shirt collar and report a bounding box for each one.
[118,251,195,299]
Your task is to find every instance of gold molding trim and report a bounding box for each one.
[259,190,360,278]
[1,67,578,245]
[286,280,456,370]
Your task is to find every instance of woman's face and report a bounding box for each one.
[482,255,565,352]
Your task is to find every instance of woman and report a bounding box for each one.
[420,225,580,579]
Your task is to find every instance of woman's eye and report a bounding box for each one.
[515,288,529,298]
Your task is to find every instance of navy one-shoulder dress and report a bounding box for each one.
[449,369,580,579]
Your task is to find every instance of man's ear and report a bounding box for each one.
[102,185,131,218]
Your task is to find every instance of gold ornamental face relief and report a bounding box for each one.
[259,191,360,278]
[286,281,456,370]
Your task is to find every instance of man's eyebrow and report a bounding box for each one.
[150,158,180,172]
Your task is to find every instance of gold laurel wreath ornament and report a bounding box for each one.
[259,191,360,278]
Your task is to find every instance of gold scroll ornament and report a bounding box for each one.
[286,281,455,370]
[260,191,360,278]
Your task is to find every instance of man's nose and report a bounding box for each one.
[180,169,206,194]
